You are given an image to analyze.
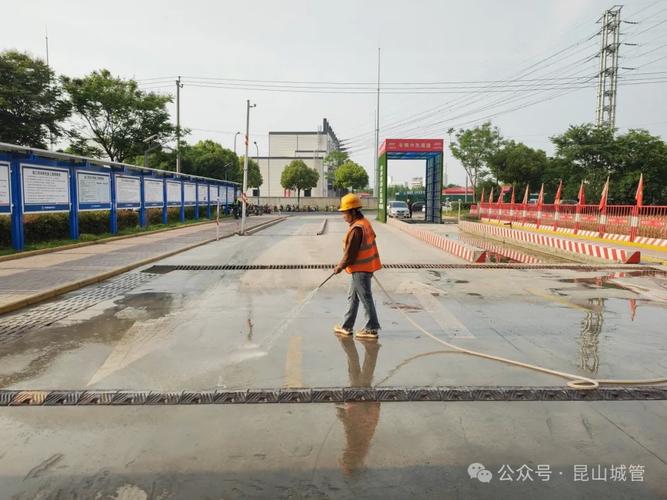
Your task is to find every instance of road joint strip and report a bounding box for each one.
[1,386,665,406]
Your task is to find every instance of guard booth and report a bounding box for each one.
[377,139,444,223]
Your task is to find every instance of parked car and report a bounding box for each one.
[412,202,425,213]
[387,200,411,218]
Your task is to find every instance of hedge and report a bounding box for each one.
[79,211,109,235]
[24,213,69,243]
[0,216,10,247]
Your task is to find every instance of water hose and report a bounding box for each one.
[371,274,667,390]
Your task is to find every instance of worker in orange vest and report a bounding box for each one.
[333,193,382,340]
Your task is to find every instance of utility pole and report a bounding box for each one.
[241,99,256,234]
[45,27,54,152]
[373,48,381,199]
[176,76,183,172]
[595,6,622,127]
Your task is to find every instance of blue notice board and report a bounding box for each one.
[77,171,111,211]
[22,164,70,213]
[0,162,10,214]
[115,174,141,209]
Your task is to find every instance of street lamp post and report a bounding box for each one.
[241,100,256,235]
[233,131,240,155]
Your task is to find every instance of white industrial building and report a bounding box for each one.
[250,118,342,198]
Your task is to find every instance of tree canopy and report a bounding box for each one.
[0,50,70,147]
[280,159,319,205]
[449,122,503,201]
[63,69,175,162]
[333,161,369,191]
[237,156,263,188]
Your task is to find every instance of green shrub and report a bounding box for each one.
[117,209,139,230]
[198,205,208,218]
[0,216,10,247]
[79,211,109,234]
[24,213,70,243]
[148,208,163,225]
[167,207,180,223]
[184,207,195,220]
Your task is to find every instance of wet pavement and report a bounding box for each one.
[0,215,666,498]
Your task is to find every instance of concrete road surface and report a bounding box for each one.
[1,215,666,499]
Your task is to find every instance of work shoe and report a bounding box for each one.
[334,325,353,336]
[355,328,379,340]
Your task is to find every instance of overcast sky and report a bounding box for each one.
[5,0,667,187]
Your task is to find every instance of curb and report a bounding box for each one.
[0,219,221,263]
[386,218,486,263]
[460,221,640,264]
[0,217,284,316]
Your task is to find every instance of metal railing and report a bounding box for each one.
[476,202,667,241]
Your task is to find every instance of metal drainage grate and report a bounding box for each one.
[0,272,158,343]
[1,386,664,406]
[143,264,658,273]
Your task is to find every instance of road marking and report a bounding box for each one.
[284,336,303,388]
[414,292,475,338]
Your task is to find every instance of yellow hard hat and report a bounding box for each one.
[338,193,362,211]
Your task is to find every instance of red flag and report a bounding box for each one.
[480,187,485,204]
[554,179,563,205]
[496,187,503,206]
[510,184,516,205]
[522,184,529,205]
[537,183,544,207]
[599,177,609,210]
[577,181,586,206]
[489,187,494,205]
[635,173,644,207]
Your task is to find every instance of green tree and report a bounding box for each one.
[488,140,550,197]
[62,69,175,162]
[0,50,70,147]
[612,129,667,204]
[549,124,617,200]
[185,140,239,181]
[324,150,350,195]
[333,161,369,191]
[449,122,503,201]
[280,159,319,206]
[237,156,263,188]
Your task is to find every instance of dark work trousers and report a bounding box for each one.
[341,272,381,331]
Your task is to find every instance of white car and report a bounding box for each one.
[387,200,410,218]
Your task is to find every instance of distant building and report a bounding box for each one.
[410,177,424,189]
[252,118,341,198]
[442,186,474,201]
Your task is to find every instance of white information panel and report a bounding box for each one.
[167,181,181,205]
[184,183,196,206]
[115,175,141,207]
[77,172,111,210]
[0,163,10,213]
[227,186,235,204]
[22,164,70,212]
[144,178,164,206]
[198,184,209,203]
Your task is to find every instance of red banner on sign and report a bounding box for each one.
[379,138,444,155]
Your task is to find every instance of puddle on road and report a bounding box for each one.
[0,292,177,388]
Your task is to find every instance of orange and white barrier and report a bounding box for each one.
[387,218,486,263]
[460,221,640,264]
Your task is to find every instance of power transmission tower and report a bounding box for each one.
[595,5,622,127]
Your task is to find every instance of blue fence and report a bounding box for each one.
[0,143,239,251]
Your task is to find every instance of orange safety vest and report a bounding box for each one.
[343,217,382,273]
